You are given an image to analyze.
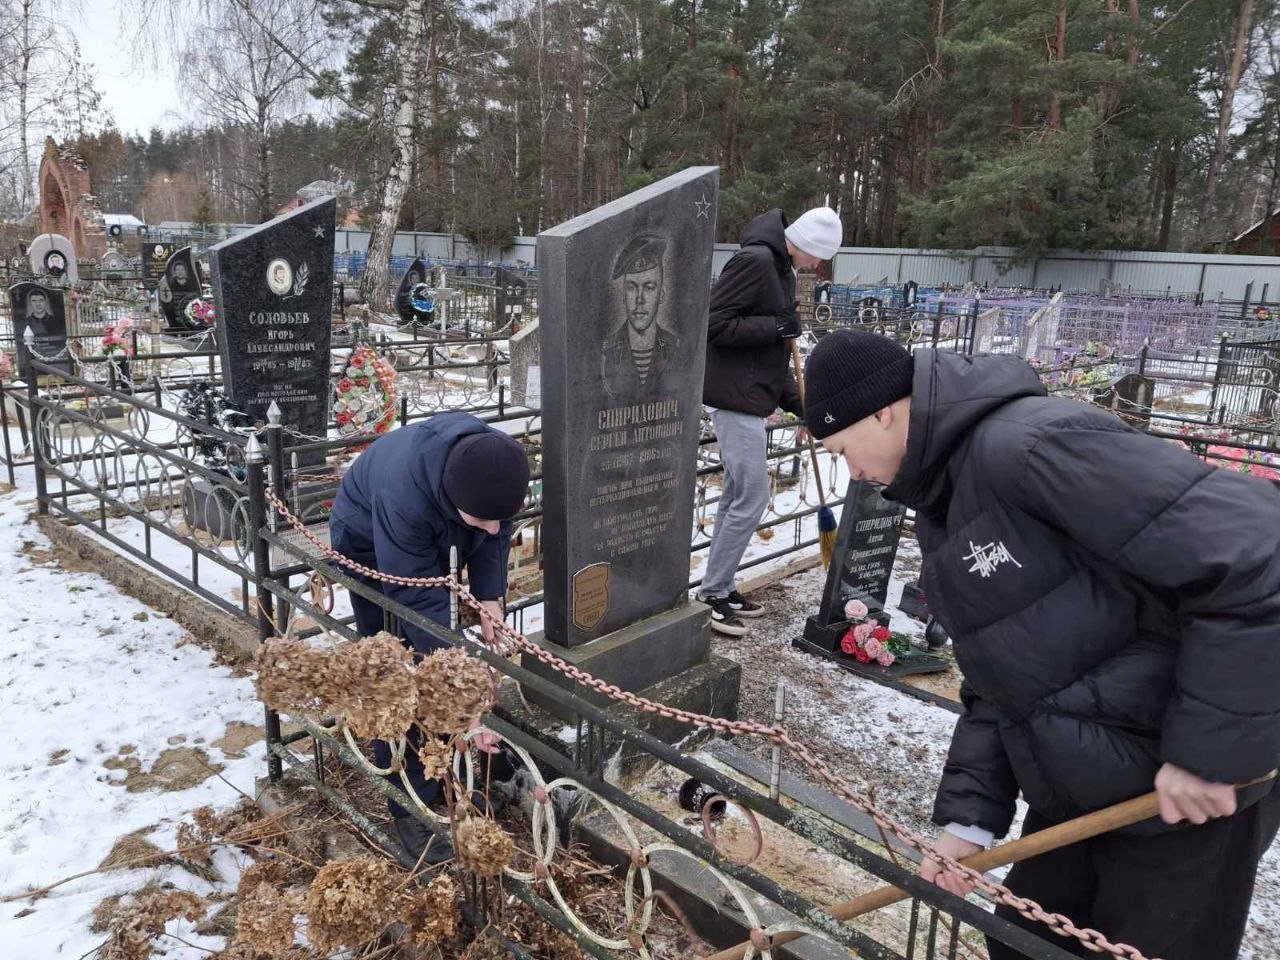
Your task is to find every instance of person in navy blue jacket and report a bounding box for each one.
[329,411,530,861]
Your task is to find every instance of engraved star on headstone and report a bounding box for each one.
[313,225,326,239]
[693,195,712,220]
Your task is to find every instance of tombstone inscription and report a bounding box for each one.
[9,282,71,378]
[813,479,906,637]
[521,166,739,720]
[209,196,335,455]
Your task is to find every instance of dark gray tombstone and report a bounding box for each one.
[1093,372,1155,431]
[903,280,918,308]
[806,480,906,647]
[521,166,739,726]
[209,197,336,458]
[142,242,176,292]
[796,479,949,676]
[394,257,429,324]
[495,266,528,330]
[159,246,203,328]
[10,282,71,378]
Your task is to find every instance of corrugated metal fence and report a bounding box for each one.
[831,246,1280,303]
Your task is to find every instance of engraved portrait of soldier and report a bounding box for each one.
[601,234,678,400]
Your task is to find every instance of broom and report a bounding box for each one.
[705,770,1277,960]
[789,337,838,567]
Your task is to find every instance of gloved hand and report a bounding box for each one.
[775,309,802,340]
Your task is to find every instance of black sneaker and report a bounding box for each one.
[726,590,765,618]
[701,596,748,637]
[393,814,455,865]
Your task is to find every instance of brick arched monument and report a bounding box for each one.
[38,137,107,260]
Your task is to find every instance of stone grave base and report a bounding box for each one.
[521,601,712,710]
[503,653,741,782]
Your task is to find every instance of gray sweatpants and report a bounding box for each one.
[701,408,770,599]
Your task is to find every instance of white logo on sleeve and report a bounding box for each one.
[964,540,1022,578]
[824,412,835,424]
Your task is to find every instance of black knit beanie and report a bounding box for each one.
[442,431,531,520]
[803,330,915,439]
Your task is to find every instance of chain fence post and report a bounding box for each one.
[247,432,283,783]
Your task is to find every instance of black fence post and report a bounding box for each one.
[1208,334,1229,419]
[0,385,15,487]
[247,433,283,783]
[26,369,48,516]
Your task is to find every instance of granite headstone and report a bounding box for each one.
[1093,372,1155,431]
[494,266,528,331]
[209,196,336,458]
[797,479,950,676]
[159,246,204,328]
[394,257,429,324]
[142,242,176,292]
[10,282,71,378]
[523,166,737,717]
[812,479,906,636]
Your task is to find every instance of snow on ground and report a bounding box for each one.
[0,486,263,959]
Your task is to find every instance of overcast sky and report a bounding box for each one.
[73,2,185,135]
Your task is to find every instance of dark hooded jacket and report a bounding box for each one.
[703,209,803,417]
[329,412,513,651]
[883,351,1280,838]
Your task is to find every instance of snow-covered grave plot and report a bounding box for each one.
[0,485,266,959]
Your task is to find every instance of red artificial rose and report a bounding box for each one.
[336,411,351,425]
[852,643,872,664]
[872,625,891,642]
[338,377,353,392]
[840,629,859,656]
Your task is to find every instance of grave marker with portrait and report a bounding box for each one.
[521,167,740,721]
[209,196,335,459]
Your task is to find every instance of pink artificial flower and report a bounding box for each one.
[852,643,872,664]
[844,599,869,620]
[864,637,883,660]
[876,650,896,668]
[853,622,875,643]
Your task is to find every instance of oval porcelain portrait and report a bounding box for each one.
[266,258,293,296]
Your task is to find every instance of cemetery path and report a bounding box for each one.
[0,487,264,959]
[720,556,1280,960]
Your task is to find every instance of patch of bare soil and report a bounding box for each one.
[103,746,224,793]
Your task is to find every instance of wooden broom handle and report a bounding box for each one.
[788,338,826,504]
[705,771,1276,960]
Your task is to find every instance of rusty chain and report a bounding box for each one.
[263,483,1158,960]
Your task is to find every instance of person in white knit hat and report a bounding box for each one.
[699,206,843,635]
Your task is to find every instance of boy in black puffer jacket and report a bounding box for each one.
[803,329,1280,960]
